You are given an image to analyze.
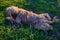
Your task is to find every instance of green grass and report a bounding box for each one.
[0,0,60,40]
[0,12,60,40]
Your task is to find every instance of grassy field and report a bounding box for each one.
[0,0,60,40]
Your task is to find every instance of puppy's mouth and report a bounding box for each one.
[11,13,18,19]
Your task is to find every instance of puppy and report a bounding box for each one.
[15,11,53,30]
[6,6,59,31]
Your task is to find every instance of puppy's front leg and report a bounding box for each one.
[14,17,22,24]
[6,17,14,24]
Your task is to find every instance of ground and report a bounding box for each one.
[0,0,60,40]
[0,11,60,40]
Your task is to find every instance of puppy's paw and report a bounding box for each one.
[6,17,13,24]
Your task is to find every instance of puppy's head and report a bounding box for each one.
[6,6,19,19]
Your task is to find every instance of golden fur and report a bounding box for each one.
[6,6,59,30]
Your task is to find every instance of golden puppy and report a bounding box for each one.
[6,6,59,30]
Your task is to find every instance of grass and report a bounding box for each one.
[0,0,60,40]
[0,11,60,40]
